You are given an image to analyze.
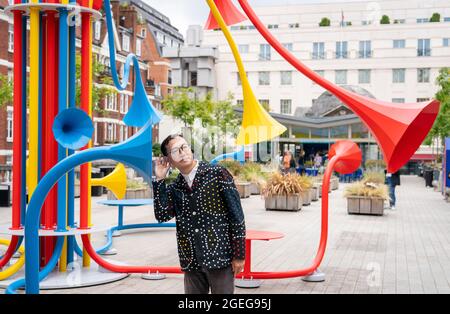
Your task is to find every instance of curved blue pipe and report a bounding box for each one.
[211,146,245,165]
[6,236,64,294]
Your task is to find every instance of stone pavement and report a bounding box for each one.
[1,175,450,294]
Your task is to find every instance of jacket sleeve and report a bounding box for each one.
[152,180,176,222]
[218,167,246,261]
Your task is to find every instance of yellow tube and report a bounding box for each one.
[0,239,25,281]
[28,6,40,197]
[205,0,286,145]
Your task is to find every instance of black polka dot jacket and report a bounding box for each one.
[152,161,246,271]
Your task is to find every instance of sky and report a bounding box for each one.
[143,0,366,36]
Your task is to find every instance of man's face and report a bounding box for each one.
[166,136,194,169]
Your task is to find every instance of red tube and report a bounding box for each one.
[11,2,23,231]
[80,234,183,274]
[0,236,19,268]
[239,158,336,280]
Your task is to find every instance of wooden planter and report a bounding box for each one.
[300,189,312,206]
[249,183,261,195]
[265,194,303,211]
[314,183,331,198]
[347,196,385,216]
[235,182,251,199]
[310,187,319,201]
[107,187,151,200]
[331,177,339,190]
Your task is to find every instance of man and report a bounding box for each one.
[385,170,401,210]
[152,134,246,294]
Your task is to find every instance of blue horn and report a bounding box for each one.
[52,108,94,150]
[211,146,245,165]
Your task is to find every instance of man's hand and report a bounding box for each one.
[231,259,245,276]
[155,157,170,181]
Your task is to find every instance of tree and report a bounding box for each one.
[162,87,198,128]
[75,55,116,114]
[430,13,441,22]
[425,68,450,148]
[0,74,13,108]
[380,15,390,24]
[319,17,331,27]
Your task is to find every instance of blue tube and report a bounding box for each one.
[56,9,69,233]
[6,236,65,294]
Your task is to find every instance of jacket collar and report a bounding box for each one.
[174,161,211,191]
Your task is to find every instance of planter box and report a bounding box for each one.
[107,187,150,200]
[265,194,302,211]
[300,189,312,206]
[235,182,251,199]
[310,187,319,202]
[313,183,331,198]
[249,183,261,195]
[331,178,339,190]
[347,197,385,216]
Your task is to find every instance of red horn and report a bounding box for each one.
[237,0,440,173]
[205,0,247,30]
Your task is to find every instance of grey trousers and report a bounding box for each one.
[184,266,235,294]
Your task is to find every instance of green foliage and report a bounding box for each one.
[162,87,198,127]
[319,17,331,27]
[380,15,390,24]
[152,143,162,156]
[426,68,450,145]
[75,54,116,114]
[430,13,441,22]
[0,74,13,108]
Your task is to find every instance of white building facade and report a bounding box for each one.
[203,0,450,115]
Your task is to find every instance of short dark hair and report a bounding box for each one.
[161,134,184,157]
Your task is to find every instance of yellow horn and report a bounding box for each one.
[91,163,127,200]
[205,0,286,145]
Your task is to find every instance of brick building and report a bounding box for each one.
[0,0,183,181]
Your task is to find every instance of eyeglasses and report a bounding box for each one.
[169,144,190,158]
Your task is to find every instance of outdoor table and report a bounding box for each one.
[235,230,284,288]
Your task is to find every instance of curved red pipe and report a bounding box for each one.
[239,157,337,279]
[0,236,19,268]
[80,234,183,274]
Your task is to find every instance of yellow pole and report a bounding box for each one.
[28,3,40,197]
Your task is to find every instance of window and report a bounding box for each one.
[280,99,292,115]
[259,99,270,111]
[289,23,300,29]
[444,38,449,47]
[268,24,278,29]
[330,125,348,138]
[94,122,98,145]
[237,73,241,86]
[351,123,369,139]
[313,42,325,59]
[394,19,406,24]
[358,69,371,84]
[417,98,430,102]
[236,100,244,106]
[8,69,13,82]
[7,110,13,142]
[336,41,348,59]
[107,94,117,111]
[393,69,405,83]
[392,98,405,103]
[122,34,130,52]
[107,123,115,142]
[417,68,430,83]
[8,25,13,52]
[362,20,372,26]
[141,28,146,37]
[315,70,325,77]
[190,72,197,86]
[335,70,347,85]
[94,21,101,41]
[258,71,270,85]
[238,45,249,53]
[418,39,431,56]
[359,41,371,58]
[259,44,271,61]
[416,18,429,23]
[445,17,450,22]
[280,71,292,85]
[283,43,293,51]
[136,38,142,57]
[124,95,129,113]
[393,40,405,48]
[119,94,125,113]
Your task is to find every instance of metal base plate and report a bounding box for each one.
[302,270,325,282]
[141,272,166,280]
[0,260,129,290]
[235,278,262,288]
